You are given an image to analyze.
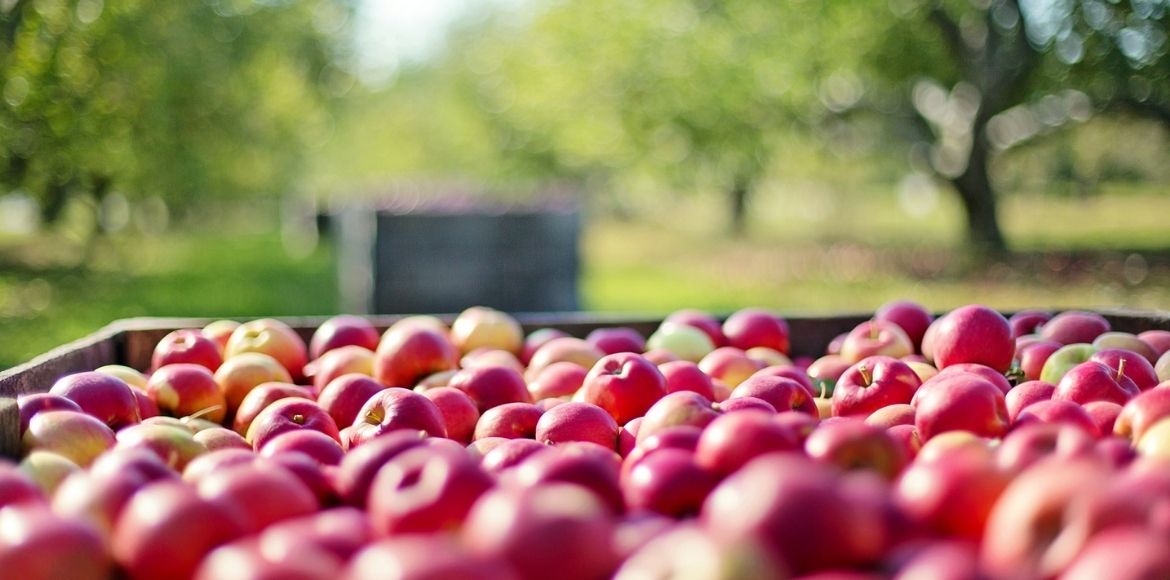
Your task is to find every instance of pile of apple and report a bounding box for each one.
[6,303,1170,580]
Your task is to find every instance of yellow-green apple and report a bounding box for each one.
[645,323,715,363]
[1018,339,1063,381]
[905,361,939,383]
[316,374,383,433]
[225,318,309,381]
[929,305,1014,372]
[17,393,82,435]
[1084,401,1123,437]
[698,347,765,388]
[1093,332,1158,363]
[309,315,380,360]
[911,374,1009,440]
[420,386,479,444]
[259,429,345,466]
[839,320,914,365]
[1091,348,1159,391]
[367,445,494,536]
[622,447,719,518]
[309,345,375,392]
[463,484,619,580]
[1060,527,1170,580]
[702,454,884,575]
[450,306,524,356]
[0,504,111,580]
[744,347,792,368]
[831,356,921,418]
[113,480,246,580]
[94,365,148,390]
[1005,380,1055,422]
[348,535,513,580]
[245,398,340,450]
[114,423,207,471]
[1014,399,1099,435]
[202,319,241,354]
[374,326,458,388]
[535,401,619,450]
[894,443,1010,542]
[1040,343,1097,384]
[214,352,294,419]
[474,402,543,440]
[193,427,251,452]
[579,353,668,425]
[1140,330,1170,359]
[1053,360,1140,405]
[722,308,790,354]
[1160,351,1170,382]
[528,361,588,400]
[995,423,1095,474]
[18,450,79,495]
[480,438,550,475]
[231,382,312,435]
[1137,417,1170,459]
[22,411,114,468]
[1040,310,1111,345]
[152,329,223,372]
[521,328,569,366]
[864,403,915,428]
[49,371,140,430]
[349,388,447,447]
[146,363,227,424]
[1009,309,1052,338]
[635,391,720,444]
[197,463,317,535]
[448,365,533,412]
[729,375,817,416]
[664,309,728,348]
[875,299,933,351]
[693,411,800,475]
[1116,388,1170,443]
[656,360,716,400]
[586,327,647,355]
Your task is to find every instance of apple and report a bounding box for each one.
[1040,310,1111,345]
[1005,380,1056,422]
[309,345,375,392]
[348,535,513,580]
[622,426,703,478]
[864,403,915,428]
[722,308,790,354]
[309,315,380,360]
[17,393,82,435]
[995,423,1095,474]
[535,401,619,450]
[0,461,46,508]
[905,361,940,383]
[115,423,207,471]
[374,326,458,388]
[929,363,1011,395]
[1039,343,1098,384]
[807,354,852,395]
[349,388,447,446]
[1014,399,1099,435]
[698,347,765,388]
[805,419,907,480]
[1093,332,1158,363]
[1060,526,1170,580]
[875,300,933,351]
[421,386,480,444]
[259,429,345,466]
[894,443,1010,541]
[579,353,667,425]
[1053,360,1140,406]
[147,363,227,424]
[480,438,550,475]
[225,318,309,381]
[1116,387,1170,443]
[474,402,543,440]
[929,305,1014,372]
[258,507,373,564]
[912,374,1008,440]
[1139,330,1170,358]
[181,449,255,486]
[450,306,524,356]
[831,356,921,418]
[367,445,494,535]
[113,480,247,579]
[1009,309,1052,339]
[22,410,115,467]
[202,320,241,354]
[1090,348,1160,391]
[18,450,79,495]
[645,323,716,363]
[214,352,295,419]
[635,391,720,444]
[1018,340,1062,381]
[663,309,728,348]
[528,361,588,400]
[615,522,784,580]
[744,347,792,368]
[51,468,146,544]
[520,327,569,366]
[657,360,716,400]
[129,388,159,421]
[48,371,140,429]
[316,374,384,433]
[622,447,719,517]
[586,326,647,355]
[642,349,680,365]
[715,395,776,414]
[334,430,428,507]
[94,364,148,390]
[245,397,339,450]
[415,369,457,391]
[694,410,800,475]
[194,427,251,451]
[231,382,313,435]
[152,329,223,374]
[749,365,817,397]
[90,447,177,484]
[194,537,340,580]
[0,504,111,580]
[1160,351,1170,382]
[386,315,450,338]
[197,463,318,534]
[1084,401,1123,437]
[508,444,624,514]
[840,320,915,364]
[448,365,533,412]
[728,375,817,416]
[617,420,639,457]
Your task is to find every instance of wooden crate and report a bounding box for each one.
[2,309,1168,459]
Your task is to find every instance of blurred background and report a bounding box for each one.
[2,0,1170,368]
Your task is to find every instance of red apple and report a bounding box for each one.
[840,320,914,364]
[309,315,380,360]
[48,371,140,430]
[17,393,82,435]
[994,423,1095,474]
[1040,310,1111,345]
[374,326,459,388]
[334,430,428,507]
[90,447,177,484]
[474,402,543,440]
[349,387,447,446]
[912,374,1008,440]
[615,522,784,580]
[367,446,494,535]
[931,363,1011,394]
[694,410,800,475]
[1018,340,1062,382]
[214,353,295,418]
[0,504,111,580]
[480,438,550,475]
[894,444,1010,541]
[231,382,313,435]
[535,401,619,450]
[22,410,115,467]
[807,354,852,393]
[929,305,1014,372]
[657,360,716,400]
[635,391,720,444]
[259,506,373,564]
[1090,348,1160,391]
[864,403,915,428]
[1115,387,1170,442]
[1060,526,1170,580]
[182,449,256,485]
[51,468,146,544]
[729,375,817,416]
[348,535,514,580]
[520,328,569,366]
[246,397,339,450]
[509,444,624,513]
[1053,360,1140,406]
[259,429,346,466]
[698,347,766,388]
[663,309,728,348]
[875,300,933,351]
[450,306,524,356]
[202,320,241,354]
[586,326,647,355]
[528,361,588,401]
[309,346,375,392]
[1005,380,1056,422]
[749,365,817,397]
[225,318,309,381]
[622,447,719,517]
[1139,330,1170,359]
[831,356,921,418]
[448,365,533,412]
[805,418,907,480]
[1084,401,1123,437]
[1014,399,1099,436]
[114,423,207,471]
[722,308,790,354]
[421,386,480,444]
[147,363,227,424]
[194,537,339,580]
[197,463,318,534]
[194,427,251,451]
[715,396,776,414]
[579,353,667,425]
[316,374,384,433]
[1009,309,1052,339]
[152,329,224,372]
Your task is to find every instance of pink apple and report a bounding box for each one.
[0,462,46,507]
[1090,348,1160,391]
[259,429,345,466]
[474,402,543,440]
[197,463,318,534]
[460,348,525,373]
[367,446,494,535]
[520,328,570,366]
[22,410,115,468]
[663,309,728,348]
[152,329,224,372]
[1053,360,1140,405]
[245,398,340,450]
[421,386,480,444]
[225,318,309,381]
[309,315,380,360]
[749,365,817,397]
[316,374,384,433]
[912,374,1008,440]
[1040,310,1111,345]
[1139,330,1170,359]
[875,300,933,351]
[147,363,227,424]
[579,353,667,425]
[194,537,339,580]
[586,326,647,355]
[622,447,719,517]
[334,430,428,507]
[448,365,533,412]
[839,320,914,365]
[722,308,790,354]
[1061,526,1170,580]
[930,363,1011,394]
[894,444,1010,541]
[309,345,375,392]
[1005,380,1056,422]
[831,356,921,418]
[995,423,1095,474]
[657,360,716,400]
[193,427,251,452]
[1115,387,1170,442]
[729,375,817,416]
[807,355,852,393]
[17,393,82,435]
[374,326,458,388]
[864,403,915,428]
[231,382,313,435]
[1008,309,1052,339]
[929,305,1014,372]
[348,535,513,580]
[694,411,800,475]
[698,347,766,388]
[1014,399,1099,435]
[635,391,720,444]
[1017,339,1062,381]
[508,446,624,514]
[715,395,776,414]
[0,504,112,580]
[1084,401,1123,437]
[49,371,140,430]
[535,401,620,450]
[528,361,588,401]
[349,388,447,446]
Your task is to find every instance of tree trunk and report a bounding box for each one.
[950,123,1008,259]
[39,180,72,225]
[728,178,750,236]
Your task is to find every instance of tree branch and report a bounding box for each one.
[927,4,970,77]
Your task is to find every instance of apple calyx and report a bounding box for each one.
[292,414,306,425]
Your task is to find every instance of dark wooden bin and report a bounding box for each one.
[2,309,1169,459]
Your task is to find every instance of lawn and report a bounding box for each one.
[2,189,1169,370]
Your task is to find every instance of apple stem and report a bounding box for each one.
[186,405,224,422]
[819,381,828,398]
[868,322,879,341]
[1116,358,1127,381]
[859,364,872,386]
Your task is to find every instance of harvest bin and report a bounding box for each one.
[2,309,1169,459]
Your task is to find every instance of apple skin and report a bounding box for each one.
[528,361,588,400]
[194,537,339,580]
[889,540,982,580]
[1039,343,1098,385]
[22,410,115,467]
[463,484,619,580]
[635,391,720,445]
[1160,352,1170,382]
[995,423,1095,474]
[202,320,241,354]
[1014,399,1099,436]
[348,535,514,580]
[615,522,785,580]
[807,355,852,395]
[1040,310,1111,345]
[646,323,716,363]
[694,410,800,475]
[622,447,719,517]
[309,346,375,393]
[448,365,533,412]
[373,326,459,389]
[929,305,1014,373]
[152,329,224,372]
[19,450,80,496]
[17,393,82,435]
[698,347,765,389]
[309,315,380,360]
[1005,380,1056,423]
[750,365,817,398]
[1053,360,1140,406]
[147,363,227,424]
[316,374,384,434]
[367,445,494,536]
[450,306,524,356]
[1139,330,1170,358]
[717,396,776,414]
[114,423,208,471]
[663,309,728,348]
[1009,309,1052,339]
[420,386,479,444]
[245,397,340,451]
[129,388,159,421]
[113,480,247,580]
[48,371,140,430]
[1090,348,1160,391]
[0,504,112,580]
[1093,332,1159,364]
[722,308,790,354]
[225,318,309,381]
[864,403,915,428]
[1060,526,1170,580]
[51,468,146,545]
[1018,340,1062,381]
[912,374,1009,440]
[194,427,251,452]
[474,402,543,440]
[1083,401,1123,437]
[90,447,177,484]
[729,375,818,416]
[259,429,346,466]
[214,352,295,419]
[0,461,47,507]
[929,363,1011,395]
[1115,387,1170,442]
[257,506,372,566]
[894,443,1010,542]
[181,449,255,486]
[349,388,447,446]
[520,328,570,366]
[875,299,933,351]
[839,320,915,364]
[480,438,550,475]
[535,401,620,450]
[579,353,668,425]
[231,382,313,435]
[586,326,647,355]
[655,361,713,399]
[805,419,908,480]
[197,463,318,534]
[831,356,921,418]
[461,348,526,374]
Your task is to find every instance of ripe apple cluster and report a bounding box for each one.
[7,303,1170,579]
